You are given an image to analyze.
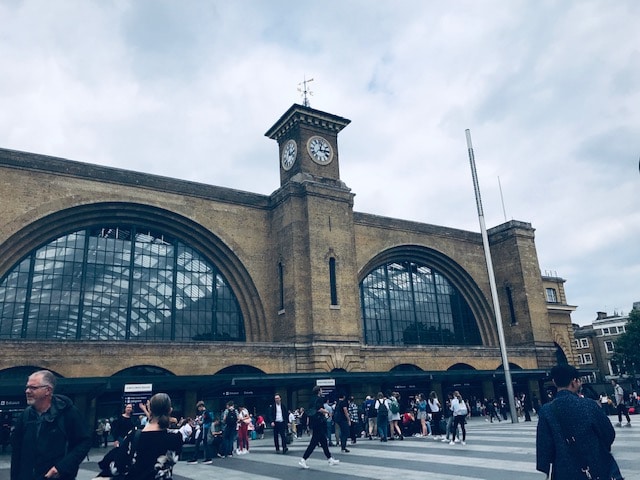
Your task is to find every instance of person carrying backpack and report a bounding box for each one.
[375,392,390,442]
[388,392,403,440]
[221,401,238,457]
[449,391,468,446]
[364,396,377,439]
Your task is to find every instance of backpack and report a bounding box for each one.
[389,398,400,414]
[225,408,238,427]
[456,400,468,416]
[366,400,377,418]
[377,400,388,416]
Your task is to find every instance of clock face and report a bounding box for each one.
[281,139,297,171]
[307,135,333,165]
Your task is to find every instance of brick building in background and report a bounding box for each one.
[0,104,577,423]
[573,302,640,397]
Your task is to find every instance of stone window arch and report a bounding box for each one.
[0,203,267,342]
[359,246,494,347]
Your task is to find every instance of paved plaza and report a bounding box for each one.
[1,416,637,480]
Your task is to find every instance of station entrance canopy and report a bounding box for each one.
[0,368,552,399]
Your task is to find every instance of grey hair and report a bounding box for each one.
[31,370,57,391]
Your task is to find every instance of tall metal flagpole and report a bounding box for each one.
[465,129,518,423]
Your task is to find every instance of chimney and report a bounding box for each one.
[596,311,607,320]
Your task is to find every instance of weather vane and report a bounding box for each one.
[297,76,314,107]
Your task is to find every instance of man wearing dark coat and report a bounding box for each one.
[269,393,289,453]
[536,364,620,480]
[11,370,91,480]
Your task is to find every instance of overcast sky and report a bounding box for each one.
[1,0,638,326]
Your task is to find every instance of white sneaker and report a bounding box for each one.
[328,457,340,466]
[299,459,309,469]
[441,438,449,443]
[449,440,455,445]
[615,422,622,427]
[454,438,460,443]
[461,441,466,445]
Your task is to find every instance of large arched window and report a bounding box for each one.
[360,260,481,346]
[0,225,245,342]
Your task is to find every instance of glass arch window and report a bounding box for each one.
[0,226,245,342]
[360,260,482,346]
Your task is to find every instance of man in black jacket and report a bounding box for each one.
[536,364,620,480]
[269,393,289,453]
[11,370,91,480]
[298,386,340,469]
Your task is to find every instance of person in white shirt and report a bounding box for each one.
[270,394,289,454]
[288,410,297,437]
[449,391,467,445]
[237,405,251,454]
[427,391,443,440]
[611,379,631,427]
[177,417,194,443]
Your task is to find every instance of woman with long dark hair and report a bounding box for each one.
[131,393,182,479]
[101,393,183,480]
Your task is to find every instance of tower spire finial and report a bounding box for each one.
[297,76,314,107]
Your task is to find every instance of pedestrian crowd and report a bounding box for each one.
[8,367,634,478]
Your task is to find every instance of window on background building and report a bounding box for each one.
[602,327,610,335]
[0,226,245,342]
[580,373,596,384]
[329,257,338,306]
[608,360,626,376]
[604,340,615,353]
[545,288,558,303]
[278,262,285,311]
[360,260,482,346]
[579,353,593,365]
[578,338,589,349]
[505,286,517,325]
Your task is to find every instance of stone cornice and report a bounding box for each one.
[0,147,271,209]
[265,103,351,141]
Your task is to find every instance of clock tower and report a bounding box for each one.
[265,104,361,359]
[265,103,351,186]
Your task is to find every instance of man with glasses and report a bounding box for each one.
[10,370,91,480]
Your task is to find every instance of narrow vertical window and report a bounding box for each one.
[505,286,517,325]
[278,262,285,311]
[329,257,338,306]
